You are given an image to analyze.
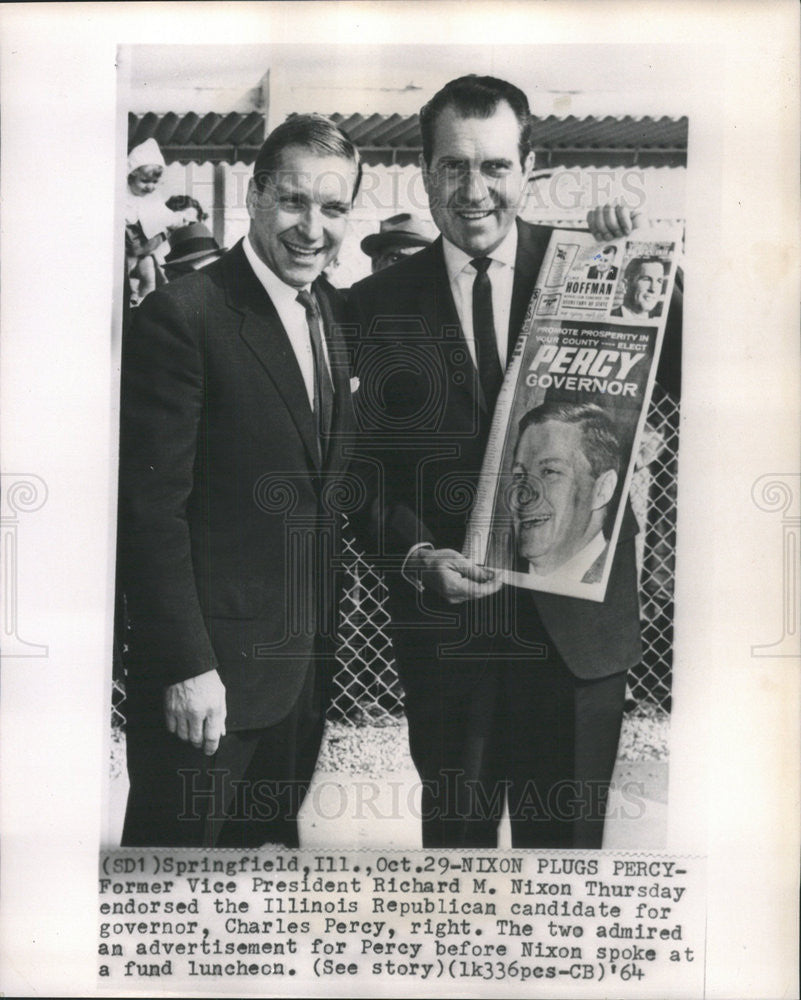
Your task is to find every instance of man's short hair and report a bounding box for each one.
[623,255,667,284]
[517,400,621,479]
[419,74,534,166]
[603,245,617,256]
[165,194,208,222]
[252,113,362,200]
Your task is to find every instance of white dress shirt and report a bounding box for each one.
[402,227,519,588]
[527,529,607,584]
[617,302,655,321]
[243,235,331,410]
[441,224,518,371]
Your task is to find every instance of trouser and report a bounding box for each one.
[401,655,627,850]
[502,660,628,848]
[121,662,327,848]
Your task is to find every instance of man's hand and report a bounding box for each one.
[587,203,647,242]
[164,670,227,756]
[406,546,503,604]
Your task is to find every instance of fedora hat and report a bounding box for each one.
[360,213,435,257]
[164,223,225,267]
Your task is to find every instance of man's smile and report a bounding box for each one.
[519,513,550,529]
[283,239,325,259]
[455,207,495,221]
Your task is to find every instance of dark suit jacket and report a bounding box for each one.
[587,265,618,280]
[611,302,664,320]
[117,240,356,730]
[347,219,682,681]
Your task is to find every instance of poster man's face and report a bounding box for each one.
[247,145,357,288]
[596,248,616,275]
[422,102,533,258]
[511,419,607,573]
[625,260,663,314]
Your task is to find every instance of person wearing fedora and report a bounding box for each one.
[360,212,435,273]
[163,222,226,281]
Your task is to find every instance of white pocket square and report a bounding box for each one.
[350,376,360,393]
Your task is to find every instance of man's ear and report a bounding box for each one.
[522,150,535,181]
[592,469,618,511]
[419,152,432,197]
[245,177,259,221]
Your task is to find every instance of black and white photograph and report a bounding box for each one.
[110,42,686,856]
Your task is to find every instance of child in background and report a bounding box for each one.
[125,138,193,304]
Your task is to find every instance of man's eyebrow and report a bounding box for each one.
[274,183,306,197]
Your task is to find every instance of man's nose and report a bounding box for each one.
[514,478,541,509]
[297,206,323,241]
[459,168,490,203]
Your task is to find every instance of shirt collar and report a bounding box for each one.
[529,529,607,583]
[619,303,647,320]
[243,234,311,308]
[441,222,519,284]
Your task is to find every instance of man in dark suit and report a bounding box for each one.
[587,244,619,281]
[611,256,668,318]
[117,114,362,847]
[348,75,682,848]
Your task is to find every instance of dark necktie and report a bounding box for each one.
[470,257,503,409]
[296,289,334,457]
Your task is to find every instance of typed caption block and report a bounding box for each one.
[99,850,705,996]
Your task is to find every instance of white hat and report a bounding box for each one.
[127,138,166,174]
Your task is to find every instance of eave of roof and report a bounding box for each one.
[128,111,688,167]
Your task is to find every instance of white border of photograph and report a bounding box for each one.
[0,3,798,997]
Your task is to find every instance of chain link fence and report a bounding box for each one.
[327,384,680,723]
[628,383,679,713]
[112,386,679,730]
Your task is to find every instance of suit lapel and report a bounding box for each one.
[420,239,488,413]
[314,280,355,475]
[421,226,554,413]
[223,243,321,470]
[508,219,553,357]
[411,239,461,334]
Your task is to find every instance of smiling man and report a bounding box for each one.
[117,115,361,847]
[612,256,667,318]
[348,74,682,849]
[421,96,534,258]
[587,244,619,280]
[511,402,620,583]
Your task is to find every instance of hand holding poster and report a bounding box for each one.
[464,228,680,601]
